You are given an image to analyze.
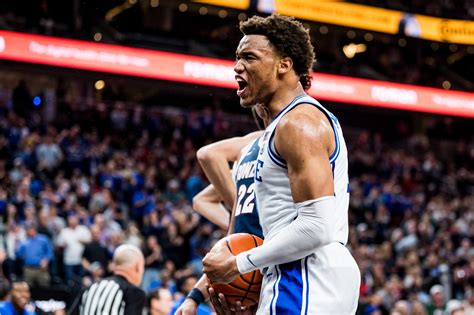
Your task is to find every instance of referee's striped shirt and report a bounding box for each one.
[68,275,146,315]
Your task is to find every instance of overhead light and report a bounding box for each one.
[431,43,439,51]
[95,80,105,90]
[343,43,367,59]
[442,81,451,89]
[218,10,227,18]
[178,3,188,12]
[398,38,407,47]
[319,26,328,35]
[94,33,102,42]
[150,0,159,7]
[199,7,208,15]
[238,13,247,21]
[364,33,373,41]
[347,30,356,39]
[449,44,458,52]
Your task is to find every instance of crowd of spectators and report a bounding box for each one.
[0,81,472,314]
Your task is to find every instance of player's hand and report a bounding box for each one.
[202,244,239,283]
[174,298,198,315]
[207,284,252,315]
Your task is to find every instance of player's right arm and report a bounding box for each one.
[196,131,262,209]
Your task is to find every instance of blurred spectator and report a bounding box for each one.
[426,284,447,315]
[170,275,212,315]
[142,235,165,292]
[0,280,36,315]
[81,225,109,281]
[0,278,10,301]
[445,299,465,315]
[16,223,53,288]
[12,80,31,119]
[147,287,174,315]
[55,214,91,284]
[35,135,63,176]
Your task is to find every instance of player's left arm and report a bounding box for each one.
[203,105,338,282]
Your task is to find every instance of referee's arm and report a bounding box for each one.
[68,288,86,315]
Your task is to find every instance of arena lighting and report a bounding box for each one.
[0,31,473,118]
[343,43,367,59]
[33,96,42,107]
[95,80,106,90]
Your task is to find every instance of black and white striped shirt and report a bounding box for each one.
[69,275,146,315]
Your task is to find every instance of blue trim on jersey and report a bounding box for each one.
[270,266,281,315]
[267,144,287,169]
[329,122,340,163]
[271,94,307,124]
[268,130,287,166]
[304,257,310,315]
[275,260,304,314]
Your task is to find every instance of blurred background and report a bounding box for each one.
[0,0,473,314]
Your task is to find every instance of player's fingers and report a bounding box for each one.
[234,301,247,315]
[207,285,224,313]
[218,293,232,315]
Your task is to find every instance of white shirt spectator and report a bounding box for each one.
[57,224,91,265]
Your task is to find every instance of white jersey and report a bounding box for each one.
[254,94,360,314]
[255,94,349,244]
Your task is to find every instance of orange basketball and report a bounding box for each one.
[210,233,263,307]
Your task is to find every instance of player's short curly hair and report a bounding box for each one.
[240,14,315,90]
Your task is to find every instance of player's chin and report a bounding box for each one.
[239,97,254,108]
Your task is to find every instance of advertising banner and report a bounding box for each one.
[0,31,472,118]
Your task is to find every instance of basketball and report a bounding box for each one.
[210,233,263,307]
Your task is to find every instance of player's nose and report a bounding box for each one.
[234,60,244,74]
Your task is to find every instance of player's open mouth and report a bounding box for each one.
[236,77,248,97]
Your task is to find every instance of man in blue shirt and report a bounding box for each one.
[15,223,53,288]
[0,281,36,315]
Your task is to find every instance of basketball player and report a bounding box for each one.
[203,14,360,314]
[176,107,268,314]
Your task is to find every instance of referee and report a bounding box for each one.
[69,244,146,315]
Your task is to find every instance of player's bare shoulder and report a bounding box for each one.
[275,103,335,160]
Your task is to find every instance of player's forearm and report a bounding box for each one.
[235,197,336,273]
[193,198,230,230]
[197,155,236,208]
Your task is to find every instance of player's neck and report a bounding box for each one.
[266,84,305,120]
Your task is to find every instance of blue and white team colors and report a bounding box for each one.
[232,138,264,239]
[254,95,360,314]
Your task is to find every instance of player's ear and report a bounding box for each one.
[278,57,293,74]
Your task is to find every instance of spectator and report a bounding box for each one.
[170,275,212,315]
[81,225,110,280]
[0,278,10,301]
[147,287,174,315]
[426,284,447,315]
[0,280,36,315]
[12,80,31,118]
[35,135,63,175]
[16,223,53,288]
[56,213,91,284]
[141,235,165,292]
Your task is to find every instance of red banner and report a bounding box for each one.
[0,31,473,118]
